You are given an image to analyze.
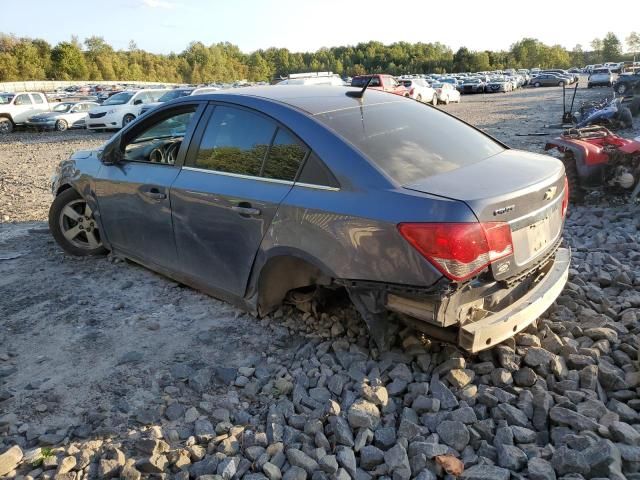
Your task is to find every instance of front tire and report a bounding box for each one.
[49,189,107,256]
[123,114,135,127]
[0,117,14,134]
[558,81,565,87]
[416,94,422,102]
[562,155,584,203]
[443,96,449,105]
[55,119,68,132]
[534,82,541,87]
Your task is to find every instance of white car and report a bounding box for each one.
[25,101,98,131]
[0,92,50,133]
[86,89,169,131]
[431,82,461,104]
[588,68,614,88]
[277,72,345,86]
[139,87,221,116]
[399,79,438,105]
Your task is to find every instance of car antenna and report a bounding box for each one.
[346,76,373,98]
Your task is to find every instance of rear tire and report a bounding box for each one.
[534,82,541,88]
[432,95,438,106]
[0,117,14,134]
[55,119,68,132]
[562,155,584,203]
[49,189,108,256]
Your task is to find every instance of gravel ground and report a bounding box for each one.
[1,83,640,480]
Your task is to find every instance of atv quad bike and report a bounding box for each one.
[545,126,640,202]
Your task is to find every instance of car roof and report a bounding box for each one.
[187,85,404,116]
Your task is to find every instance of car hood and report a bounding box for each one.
[30,111,65,119]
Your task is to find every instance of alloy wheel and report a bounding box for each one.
[58,199,102,250]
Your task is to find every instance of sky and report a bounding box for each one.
[0,0,637,54]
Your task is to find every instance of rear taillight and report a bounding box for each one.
[398,222,513,282]
[562,176,569,217]
[410,88,415,96]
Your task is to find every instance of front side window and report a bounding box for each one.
[262,128,308,181]
[194,106,276,176]
[122,107,196,164]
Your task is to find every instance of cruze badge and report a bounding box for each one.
[493,205,515,216]
[544,186,557,201]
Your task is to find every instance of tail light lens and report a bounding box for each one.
[398,222,513,282]
[561,176,569,217]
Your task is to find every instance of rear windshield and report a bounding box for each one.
[315,100,504,185]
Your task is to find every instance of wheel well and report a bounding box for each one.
[0,113,14,123]
[257,255,332,315]
[56,184,73,196]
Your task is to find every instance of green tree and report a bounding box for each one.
[626,32,640,61]
[602,32,622,61]
[50,41,88,79]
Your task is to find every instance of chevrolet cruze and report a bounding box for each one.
[49,86,570,352]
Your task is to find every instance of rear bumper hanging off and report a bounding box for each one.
[458,247,570,352]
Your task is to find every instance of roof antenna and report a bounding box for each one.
[346,76,373,98]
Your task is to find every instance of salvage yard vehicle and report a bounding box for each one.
[0,92,50,133]
[431,82,461,104]
[587,68,613,88]
[399,78,437,105]
[351,74,409,97]
[86,89,169,131]
[485,76,512,93]
[25,101,98,131]
[531,74,568,87]
[545,126,640,202]
[459,78,486,94]
[49,86,570,353]
[140,87,222,116]
[614,73,640,95]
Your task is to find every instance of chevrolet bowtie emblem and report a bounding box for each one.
[544,186,557,201]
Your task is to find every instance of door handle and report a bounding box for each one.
[231,205,261,216]
[141,188,167,200]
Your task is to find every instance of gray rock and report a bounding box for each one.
[551,446,589,476]
[412,395,440,414]
[383,443,410,478]
[511,426,537,444]
[217,457,237,480]
[497,444,527,471]
[582,439,621,478]
[610,421,640,446]
[360,445,384,470]
[408,442,450,459]
[336,447,356,477]
[318,455,339,474]
[348,400,380,430]
[524,347,555,367]
[436,421,470,451]
[527,457,556,480]
[430,379,459,410]
[282,466,307,480]
[333,416,355,447]
[136,454,168,474]
[286,448,319,474]
[598,361,626,391]
[0,445,23,476]
[496,403,529,427]
[549,406,600,431]
[374,426,396,449]
[514,367,537,387]
[460,465,510,480]
[165,402,185,421]
[263,462,282,480]
[576,399,608,419]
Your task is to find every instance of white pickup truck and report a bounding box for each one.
[0,92,50,133]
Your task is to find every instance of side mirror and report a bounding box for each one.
[134,99,143,105]
[100,135,124,165]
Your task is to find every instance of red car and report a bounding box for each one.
[351,74,409,97]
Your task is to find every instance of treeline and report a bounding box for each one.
[0,32,637,84]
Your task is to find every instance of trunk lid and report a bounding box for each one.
[404,149,566,280]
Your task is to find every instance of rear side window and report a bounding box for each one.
[32,94,44,104]
[316,100,504,185]
[262,128,308,181]
[195,106,276,176]
[297,152,339,188]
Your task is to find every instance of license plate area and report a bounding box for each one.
[511,202,562,267]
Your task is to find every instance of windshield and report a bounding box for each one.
[103,92,134,106]
[316,100,504,185]
[158,89,192,102]
[464,79,480,84]
[431,82,443,88]
[0,94,14,104]
[53,103,73,112]
[441,78,456,84]
[593,69,609,74]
